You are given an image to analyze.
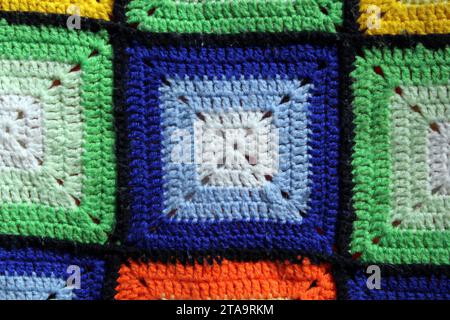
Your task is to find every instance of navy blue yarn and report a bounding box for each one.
[125,43,340,255]
[0,246,105,300]
[347,270,450,300]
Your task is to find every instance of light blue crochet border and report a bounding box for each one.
[0,274,74,300]
[159,76,312,223]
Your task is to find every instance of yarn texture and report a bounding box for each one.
[0,21,116,244]
[0,0,447,301]
[127,0,343,33]
[359,0,450,35]
[0,0,114,20]
[115,258,336,300]
[345,267,450,300]
[124,43,340,254]
[350,44,450,264]
[0,245,105,300]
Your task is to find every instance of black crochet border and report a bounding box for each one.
[0,0,448,301]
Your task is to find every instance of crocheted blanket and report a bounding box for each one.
[0,0,448,301]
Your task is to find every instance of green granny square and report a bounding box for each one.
[126,0,343,33]
[351,44,450,264]
[0,21,115,244]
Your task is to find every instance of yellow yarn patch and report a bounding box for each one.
[359,0,450,35]
[0,0,114,20]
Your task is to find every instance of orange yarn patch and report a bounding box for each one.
[115,258,336,300]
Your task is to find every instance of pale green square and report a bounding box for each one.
[390,84,450,231]
[0,59,83,209]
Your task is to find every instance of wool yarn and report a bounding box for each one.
[0,0,447,301]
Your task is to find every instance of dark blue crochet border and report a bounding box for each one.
[124,43,340,255]
[346,269,450,300]
[0,246,105,300]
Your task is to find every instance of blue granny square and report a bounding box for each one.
[124,43,339,255]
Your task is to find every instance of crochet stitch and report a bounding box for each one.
[0,245,105,300]
[350,44,450,264]
[115,258,336,300]
[0,1,448,302]
[126,0,343,33]
[0,20,116,244]
[358,0,450,35]
[124,43,340,254]
[0,95,43,169]
[0,0,114,20]
[343,267,450,300]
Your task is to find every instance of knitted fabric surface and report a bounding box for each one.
[0,0,448,301]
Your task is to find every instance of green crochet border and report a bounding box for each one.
[0,20,115,244]
[127,0,343,33]
[351,44,450,264]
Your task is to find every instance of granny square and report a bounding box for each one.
[350,44,450,264]
[0,21,115,244]
[124,43,339,255]
[126,0,343,33]
[0,0,114,20]
[358,0,450,35]
[0,245,105,300]
[344,267,450,300]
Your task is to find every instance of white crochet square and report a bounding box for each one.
[428,122,450,196]
[194,110,279,187]
[0,95,43,169]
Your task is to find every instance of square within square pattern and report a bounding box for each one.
[0,21,115,244]
[125,43,339,254]
[351,44,450,264]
